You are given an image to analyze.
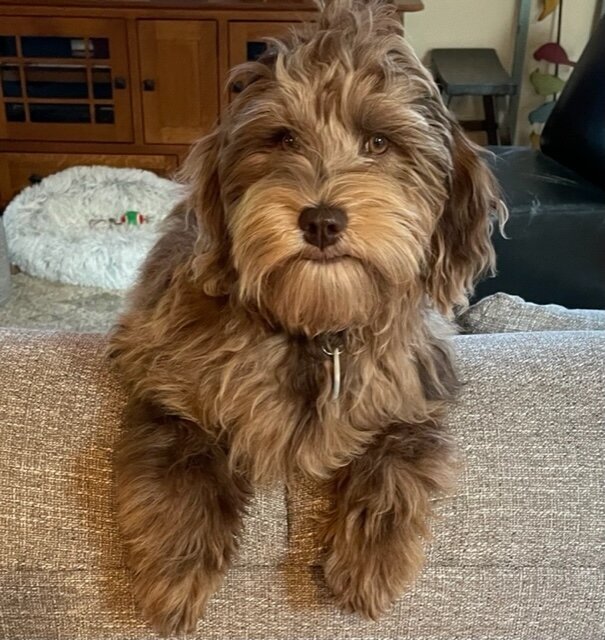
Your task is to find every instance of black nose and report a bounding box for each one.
[298,204,348,249]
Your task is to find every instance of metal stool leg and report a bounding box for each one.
[498,95,512,145]
[483,95,499,145]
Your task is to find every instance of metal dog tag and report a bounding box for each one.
[322,344,341,401]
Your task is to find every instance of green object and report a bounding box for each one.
[124,211,140,225]
[530,69,565,95]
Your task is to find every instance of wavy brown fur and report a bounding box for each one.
[109,0,505,635]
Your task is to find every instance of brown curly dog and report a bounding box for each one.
[108,0,505,634]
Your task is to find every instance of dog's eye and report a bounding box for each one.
[281,131,297,150]
[364,134,390,156]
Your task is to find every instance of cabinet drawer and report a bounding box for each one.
[0,152,177,206]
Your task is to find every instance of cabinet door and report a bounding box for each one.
[0,17,132,142]
[228,21,301,68]
[138,21,218,145]
[228,21,302,95]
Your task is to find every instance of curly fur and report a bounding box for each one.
[109,0,506,635]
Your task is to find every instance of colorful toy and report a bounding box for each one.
[114,210,150,226]
[89,211,151,229]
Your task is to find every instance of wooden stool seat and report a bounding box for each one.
[431,48,517,144]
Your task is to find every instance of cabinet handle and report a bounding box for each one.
[114,76,127,90]
[29,174,43,185]
[143,79,156,92]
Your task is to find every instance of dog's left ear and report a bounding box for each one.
[426,124,505,314]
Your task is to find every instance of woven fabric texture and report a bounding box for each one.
[0,328,603,639]
[458,292,605,334]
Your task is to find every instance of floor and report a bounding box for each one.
[0,272,124,333]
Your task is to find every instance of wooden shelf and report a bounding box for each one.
[0,0,423,12]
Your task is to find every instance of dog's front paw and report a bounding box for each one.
[133,567,222,637]
[323,545,404,620]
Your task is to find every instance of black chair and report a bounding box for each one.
[476,16,605,310]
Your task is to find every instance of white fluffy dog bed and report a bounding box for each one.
[3,166,184,290]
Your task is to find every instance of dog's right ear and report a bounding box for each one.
[179,129,234,296]
[426,124,504,314]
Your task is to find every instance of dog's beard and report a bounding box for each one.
[229,174,434,335]
[263,257,380,335]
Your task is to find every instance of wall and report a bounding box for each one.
[405,0,599,144]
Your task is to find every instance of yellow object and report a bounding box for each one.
[539,0,559,21]
[530,131,541,149]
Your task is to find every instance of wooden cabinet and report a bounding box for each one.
[0,0,423,208]
[0,17,133,142]
[138,20,218,144]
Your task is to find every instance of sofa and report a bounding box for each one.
[1,296,604,639]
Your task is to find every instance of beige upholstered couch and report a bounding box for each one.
[1,327,603,639]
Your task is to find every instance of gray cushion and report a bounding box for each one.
[458,292,605,334]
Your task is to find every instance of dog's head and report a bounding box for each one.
[183,0,504,336]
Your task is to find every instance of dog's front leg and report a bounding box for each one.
[115,406,251,636]
[321,421,456,619]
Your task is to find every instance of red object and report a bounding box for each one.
[534,42,576,66]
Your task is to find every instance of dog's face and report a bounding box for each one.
[185,0,502,336]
